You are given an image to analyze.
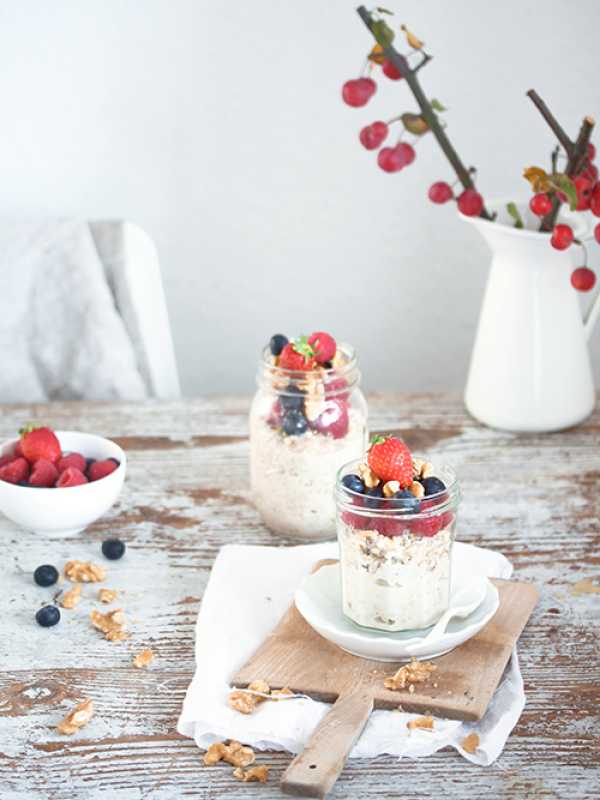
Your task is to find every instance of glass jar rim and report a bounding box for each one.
[335,458,461,519]
[257,341,360,395]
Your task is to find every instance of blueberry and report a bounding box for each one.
[36,605,60,628]
[342,474,365,494]
[322,361,333,370]
[33,564,59,587]
[86,458,96,470]
[280,384,305,412]
[391,490,421,513]
[269,334,288,356]
[109,457,120,466]
[18,480,30,486]
[102,539,126,560]
[364,485,384,508]
[422,477,446,496]
[281,410,308,436]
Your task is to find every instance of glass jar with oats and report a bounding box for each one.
[249,331,368,540]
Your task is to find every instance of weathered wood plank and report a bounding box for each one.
[1,394,599,798]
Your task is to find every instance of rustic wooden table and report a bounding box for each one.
[1,395,598,799]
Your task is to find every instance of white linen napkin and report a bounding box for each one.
[177,541,523,766]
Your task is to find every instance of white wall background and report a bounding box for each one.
[1,0,599,395]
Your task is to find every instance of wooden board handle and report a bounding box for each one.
[281,687,373,798]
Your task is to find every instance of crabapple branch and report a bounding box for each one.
[526,89,573,155]
[357,4,494,220]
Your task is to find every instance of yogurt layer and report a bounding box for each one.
[250,410,366,539]
[339,522,453,631]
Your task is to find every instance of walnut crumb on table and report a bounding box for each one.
[233,765,271,783]
[133,649,154,669]
[203,741,256,768]
[59,583,81,609]
[384,657,437,691]
[64,560,106,583]
[56,699,94,735]
[90,608,129,641]
[228,682,296,713]
[98,588,117,604]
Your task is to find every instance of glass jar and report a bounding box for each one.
[335,460,461,631]
[249,343,367,539]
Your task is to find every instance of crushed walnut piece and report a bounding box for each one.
[409,480,425,499]
[64,560,106,583]
[59,583,81,609]
[133,649,154,669]
[90,608,129,642]
[233,765,270,783]
[98,588,117,604]
[271,687,294,700]
[56,698,94,735]
[228,681,272,714]
[357,463,380,488]
[407,715,434,731]
[384,657,437,691]
[382,480,400,498]
[203,741,256,768]
[412,458,434,479]
[461,732,480,754]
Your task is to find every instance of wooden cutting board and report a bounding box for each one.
[232,559,539,799]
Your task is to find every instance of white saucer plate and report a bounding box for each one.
[295,555,500,662]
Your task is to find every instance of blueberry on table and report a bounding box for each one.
[342,474,365,494]
[391,489,421,513]
[269,334,288,356]
[102,539,126,560]
[281,410,308,436]
[280,384,305,412]
[364,485,384,508]
[421,477,446,496]
[33,564,59,587]
[36,605,60,627]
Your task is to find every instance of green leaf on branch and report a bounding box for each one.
[371,18,395,47]
[550,173,577,211]
[401,112,429,135]
[376,6,394,14]
[506,202,524,229]
[431,98,447,112]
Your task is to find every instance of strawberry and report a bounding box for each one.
[57,452,86,474]
[88,459,119,482]
[278,337,317,371]
[30,459,59,488]
[312,398,349,439]
[0,457,30,485]
[19,425,61,464]
[308,331,336,364]
[0,453,14,468]
[367,435,413,487]
[56,467,88,488]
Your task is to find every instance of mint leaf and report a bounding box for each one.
[506,202,524,229]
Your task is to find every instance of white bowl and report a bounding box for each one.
[294,545,501,662]
[0,431,126,538]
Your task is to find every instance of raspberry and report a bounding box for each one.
[312,398,349,439]
[0,457,30,485]
[324,375,349,400]
[57,452,86,474]
[29,459,59,488]
[88,459,119,482]
[56,467,88,487]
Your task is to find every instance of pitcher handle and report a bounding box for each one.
[578,223,600,340]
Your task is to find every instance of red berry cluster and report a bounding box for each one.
[342,59,485,215]
[528,141,599,292]
[0,425,119,488]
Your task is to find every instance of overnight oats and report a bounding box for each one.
[336,435,461,631]
[250,331,367,539]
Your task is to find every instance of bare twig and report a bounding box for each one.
[357,5,494,220]
[526,89,573,155]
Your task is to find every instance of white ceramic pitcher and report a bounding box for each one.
[463,199,600,432]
